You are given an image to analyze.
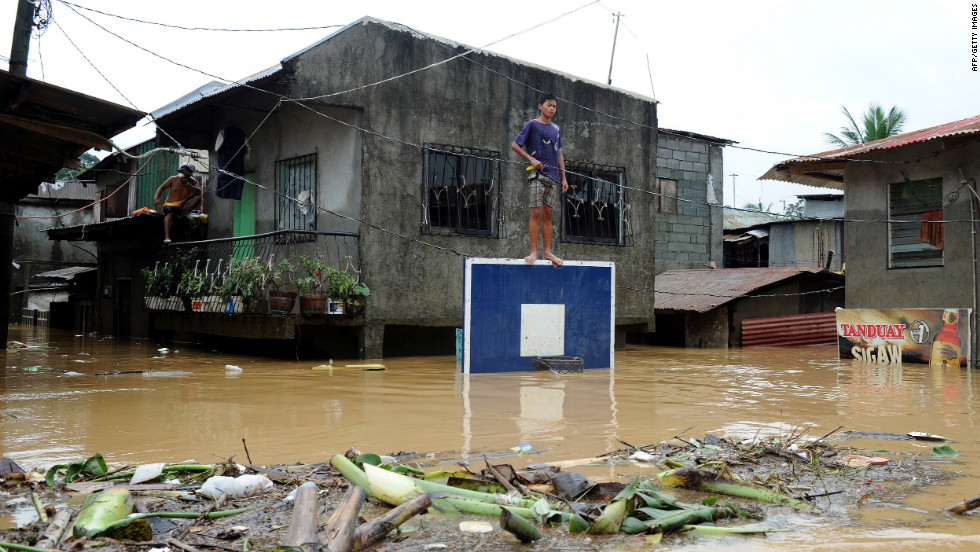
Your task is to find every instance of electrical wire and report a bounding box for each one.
[55,0,344,32]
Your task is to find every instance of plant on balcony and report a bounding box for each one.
[264,258,296,314]
[295,253,334,314]
[332,270,370,317]
[141,262,180,310]
[221,257,264,312]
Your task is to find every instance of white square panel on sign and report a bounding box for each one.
[520,304,565,357]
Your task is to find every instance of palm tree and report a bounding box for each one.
[743,198,773,212]
[824,103,907,147]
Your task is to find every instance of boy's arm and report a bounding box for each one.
[558,150,568,193]
[511,142,542,170]
[152,178,172,209]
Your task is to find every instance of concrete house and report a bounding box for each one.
[762,113,980,365]
[654,129,733,273]
[53,17,666,357]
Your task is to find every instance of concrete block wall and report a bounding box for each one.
[655,135,722,272]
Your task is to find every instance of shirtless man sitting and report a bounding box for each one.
[153,162,202,244]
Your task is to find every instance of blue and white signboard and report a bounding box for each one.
[462,258,615,373]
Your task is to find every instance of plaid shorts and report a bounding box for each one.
[528,172,559,209]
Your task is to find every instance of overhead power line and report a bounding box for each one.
[54,0,344,32]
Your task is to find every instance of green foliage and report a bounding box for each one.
[54,152,99,182]
[742,198,774,212]
[824,103,907,147]
[45,453,108,486]
[263,258,294,291]
[784,199,804,218]
[294,253,333,295]
[221,257,264,300]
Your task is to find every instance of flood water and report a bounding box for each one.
[2,326,978,550]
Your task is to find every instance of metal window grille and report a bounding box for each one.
[562,162,631,245]
[421,144,501,237]
[889,178,943,268]
[276,153,317,232]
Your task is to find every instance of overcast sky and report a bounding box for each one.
[4,0,978,212]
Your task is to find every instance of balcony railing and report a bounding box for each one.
[143,230,361,314]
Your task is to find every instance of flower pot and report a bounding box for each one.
[327,298,344,315]
[224,296,244,314]
[343,298,364,318]
[190,297,205,312]
[203,296,224,313]
[300,294,326,314]
[268,290,296,314]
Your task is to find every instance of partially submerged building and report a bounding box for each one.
[48,17,665,357]
[761,113,980,365]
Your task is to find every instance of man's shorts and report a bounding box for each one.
[162,205,182,215]
[528,171,559,209]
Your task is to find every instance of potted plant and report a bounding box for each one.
[141,263,168,310]
[265,258,296,314]
[178,267,208,312]
[221,257,263,313]
[296,253,331,314]
[333,271,370,317]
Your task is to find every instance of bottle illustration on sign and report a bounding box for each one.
[929,310,961,368]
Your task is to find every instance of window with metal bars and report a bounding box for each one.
[562,162,631,245]
[276,153,317,232]
[889,177,943,268]
[421,144,501,236]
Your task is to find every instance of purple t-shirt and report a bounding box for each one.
[514,120,562,183]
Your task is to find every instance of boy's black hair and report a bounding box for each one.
[537,92,557,105]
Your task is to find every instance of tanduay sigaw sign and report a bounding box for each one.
[836,308,972,367]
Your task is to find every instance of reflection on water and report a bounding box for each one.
[2,327,978,548]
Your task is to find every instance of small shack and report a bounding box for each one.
[652,267,844,348]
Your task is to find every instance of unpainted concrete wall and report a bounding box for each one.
[842,141,979,364]
[655,135,724,272]
[280,19,659,326]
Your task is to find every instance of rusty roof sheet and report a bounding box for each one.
[723,207,792,230]
[655,267,832,313]
[759,114,980,189]
[28,181,98,201]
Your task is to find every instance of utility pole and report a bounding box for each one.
[9,0,36,76]
[729,173,738,207]
[607,12,623,85]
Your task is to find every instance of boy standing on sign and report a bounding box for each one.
[511,92,568,266]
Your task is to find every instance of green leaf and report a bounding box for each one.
[619,516,650,535]
[568,513,591,533]
[530,498,551,525]
[702,497,718,506]
[356,453,382,466]
[932,444,959,456]
[612,475,640,502]
[45,464,69,486]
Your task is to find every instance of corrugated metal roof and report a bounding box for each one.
[742,312,838,347]
[723,207,791,230]
[32,266,97,280]
[660,128,737,146]
[759,114,980,189]
[150,65,282,120]
[28,181,98,201]
[655,267,829,313]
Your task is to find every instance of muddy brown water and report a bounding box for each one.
[1,326,978,550]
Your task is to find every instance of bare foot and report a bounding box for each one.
[524,251,538,264]
[163,239,172,244]
[543,251,563,267]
